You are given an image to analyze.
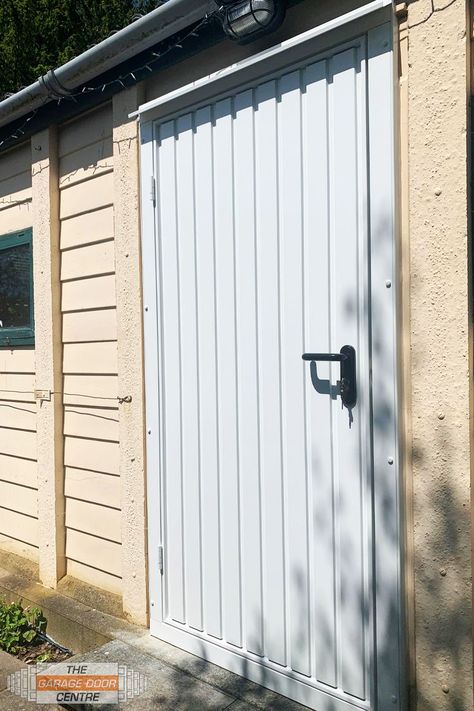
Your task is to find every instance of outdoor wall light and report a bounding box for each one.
[218,0,286,43]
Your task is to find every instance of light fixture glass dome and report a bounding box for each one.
[220,0,286,43]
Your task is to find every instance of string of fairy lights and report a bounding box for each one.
[0,9,225,401]
[0,9,221,152]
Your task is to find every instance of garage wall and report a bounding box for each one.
[0,144,38,562]
[58,105,122,595]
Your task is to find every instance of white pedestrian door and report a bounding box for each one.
[143,18,401,711]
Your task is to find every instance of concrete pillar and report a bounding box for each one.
[31,128,65,588]
[113,87,148,625]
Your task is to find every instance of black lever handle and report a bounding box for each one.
[302,345,357,409]
[302,352,348,363]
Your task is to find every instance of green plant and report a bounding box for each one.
[36,651,53,663]
[0,599,46,655]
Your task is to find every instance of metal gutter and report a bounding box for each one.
[0,0,216,130]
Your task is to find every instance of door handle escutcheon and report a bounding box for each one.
[302,345,357,408]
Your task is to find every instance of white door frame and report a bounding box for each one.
[139,4,404,710]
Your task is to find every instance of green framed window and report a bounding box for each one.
[0,228,34,347]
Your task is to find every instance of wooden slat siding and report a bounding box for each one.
[66,529,121,578]
[60,137,114,188]
[0,429,36,460]
[67,560,121,595]
[59,104,121,594]
[63,309,117,344]
[0,204,33,233]
[0,374,35,403]
[62,274,116,312]
[63,342,118,375]
[63,375,118,408]
[60,205,114,250]
[0,143,31,180]
[0,481,37,517]
[0,144,38,560]
[64,436,119,475]
[66,499,121,542]
[59,104,112,158]
[0,352,36,431]
[0,349,35,373]
[0,171,32,208]
[64,405,119,441]
[60,172,114,220]
[0,403,36,431]
[0,509,38,546]
[65,468,120,509]
[0,536,38,562]
[0,454,37,488]
[61,240,115,281]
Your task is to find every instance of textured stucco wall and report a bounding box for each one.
[405,0,473,708]
[112,87,148,625]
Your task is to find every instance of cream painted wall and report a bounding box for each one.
[58,104,123,596]
[0,144,38,562]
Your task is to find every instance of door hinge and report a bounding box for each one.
[150,175,156,205]
[158,545,164,575]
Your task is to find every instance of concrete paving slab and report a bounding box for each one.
[0,650,25,692]
[120,634,308,711]
[0,689,61,710]
[64,640,237,710]
[225,703,259,711]
[0,559,311,711]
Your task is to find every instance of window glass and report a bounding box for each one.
[0,242,32,329]
[0,229,34,347]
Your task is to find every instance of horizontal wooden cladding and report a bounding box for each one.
[0,171,31,206]
[66,528,121,578]
[66,498,121,543]
[63,342,118,375]
[59,137,113,188]
[0,428,36,460]
[0,348,35,374]
[65,467,120,509]
[0,402,36,432]
[0,454,37,487]
[0,203,32,233]
[0,507,38,546]
[63,374,118,408]
[60,172,114,221]
[62,274,116,312]
[63,309,117,344]
[0,374,35,403]
[61,205,114,249]
[61,240,115,281]
[0,535,38,562]
[64,406,119,442]
[67,559,121,596]
[0,143,31,180]
[59,104,112,158]
[0,481,37,517]
[61,205,114,250]
[64,436,119,475]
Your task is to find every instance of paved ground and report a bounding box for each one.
[0,560,310,710]
[0,650,61,710]
[0,640,310,710]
